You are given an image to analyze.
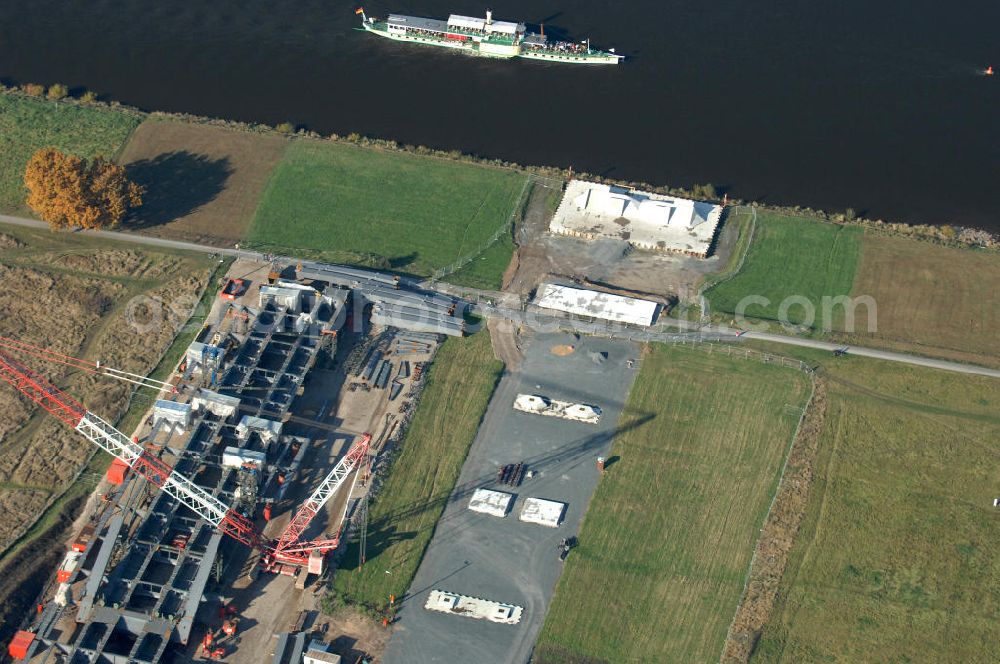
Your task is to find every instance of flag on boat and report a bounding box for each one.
[355,7,365,15]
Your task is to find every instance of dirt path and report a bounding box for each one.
[487,318,523,370]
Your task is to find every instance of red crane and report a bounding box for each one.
[268,433,370,567]
[0,337,369,562]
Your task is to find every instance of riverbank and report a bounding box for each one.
[2,84,997,249]
[4,85,999,367]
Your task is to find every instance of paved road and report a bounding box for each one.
[736,331,1000,377]
[0,214,255,258]
[4,213,999,379]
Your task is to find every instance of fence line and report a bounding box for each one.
[430,176,535,281]
[712,342,818,664]
[668,337,815,374]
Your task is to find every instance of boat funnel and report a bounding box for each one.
[486,8,493,25]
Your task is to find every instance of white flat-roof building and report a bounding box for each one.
[185,342,224,371]
[302,640,341,664]
[550,180,722,257]
[535,283,659,327]
[468,489,513,518]
[259,285,303,313]
[221,447,267,469]
[519,498,566,528]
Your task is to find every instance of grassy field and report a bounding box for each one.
[118,119,288,244]
[703,211,1000,366]
[248,140,528,287]
[535,344,810,663]
[0,95,141,214]
[751,353,1000,663]
[834,233,1000,366]
[331,331,503,610]
[706,212,862,328]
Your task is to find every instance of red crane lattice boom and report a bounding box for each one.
[269,433,371,565]
[0,351,86,427]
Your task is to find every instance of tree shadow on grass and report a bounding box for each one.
[125,151,232,229]
[389,252,418,269]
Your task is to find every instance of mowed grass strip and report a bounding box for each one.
[535,345,810,664]
[836,233,1000,365]
[0,95,141,213]
[118,119,289,244]
[248,140,527,284]
[707,212,861,327]
[331,331,503,608]
[754,358,1000,663]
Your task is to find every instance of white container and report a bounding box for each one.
[468,489,513,518]
[519,498,566,528]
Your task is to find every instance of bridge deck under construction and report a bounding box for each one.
[12,260,453,664]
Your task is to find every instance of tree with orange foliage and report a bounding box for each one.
[24,148,144,230]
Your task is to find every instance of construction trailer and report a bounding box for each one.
[513,393,603,424]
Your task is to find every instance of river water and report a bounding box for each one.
[1,0,997,229]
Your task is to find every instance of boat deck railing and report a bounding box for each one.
[522,45,617,58]
[372,20,518,45]
[367,18,618,58]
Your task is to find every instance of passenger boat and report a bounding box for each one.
[357,8,622,64]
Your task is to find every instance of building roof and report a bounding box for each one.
[194,388,240,405]
[519,498,565,528]
[551,180,723,257]
[303,643,342,664]
[468,489,513,517]
[535,283,659,327]
[154,400,190,414]
[388,14,448,33]
[447,14,486,30]
[236,415,283,435]
[222,447,267,468]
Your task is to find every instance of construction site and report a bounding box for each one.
[0,258,466,664]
